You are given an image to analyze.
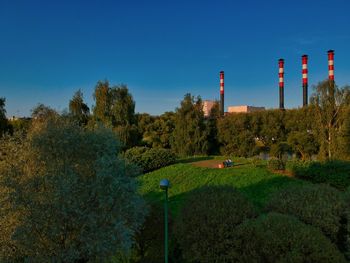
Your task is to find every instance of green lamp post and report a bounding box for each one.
[160,179,170,263]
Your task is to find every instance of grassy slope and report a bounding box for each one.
[138,158,308,215]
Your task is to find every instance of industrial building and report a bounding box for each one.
[202,100,216,117]
[227,105,265,114]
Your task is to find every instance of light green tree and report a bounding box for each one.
[0,117,146,262]
[310,80,350,159]
[171,93,207,156]
[92,81,139,148]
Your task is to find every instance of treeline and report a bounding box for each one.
[1,79,350,161]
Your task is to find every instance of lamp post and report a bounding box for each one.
[160,179,170,263]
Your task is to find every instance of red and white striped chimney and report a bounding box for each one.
[328,50,334,81]
[302,55,308,107]
[220,71,224,116]
[278,59,284,109]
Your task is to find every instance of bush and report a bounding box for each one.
[124,147,177,173]
[250,156,262,168]
[289,160,350,190]
[267,157,286,170]
[265,184,345,244]
[230,213,346,262]
[175,186,257,262]
[341,188,350,260]
[285,159,308,172]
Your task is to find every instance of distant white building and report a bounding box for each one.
[202,100,216,117]
[227,105,265,113]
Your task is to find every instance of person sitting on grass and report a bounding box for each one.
[223,159,233,167]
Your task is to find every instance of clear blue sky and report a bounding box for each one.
[1,0,350,117]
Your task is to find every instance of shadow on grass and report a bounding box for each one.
[140,177,307,262]
[143,174,305,216]
[177,156,214,164]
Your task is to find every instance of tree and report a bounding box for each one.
[338,107,350,160]
[92,81,139,148]
[171,94,207,156]
[287,131,319,160]
[139,112,176,149]
[217,113,257,157]
[92,80,113,126]
[259,109,287,148]
[0,97,9,137]
[31,103,59,120]
[0,117,146,262]
[205,101,220,155]
[69,89,90,125]
[310,80,350,159]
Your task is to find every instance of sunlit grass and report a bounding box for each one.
[137,158,308,216]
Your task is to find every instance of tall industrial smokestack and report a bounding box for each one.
[302,55,308,107]
[328,50,335,81]
[278,59,285,109]
[220,71,224,116]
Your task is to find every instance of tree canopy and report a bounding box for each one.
[0,97,9,137]
[0,116,146,262]
[69,89,90,125]
[92,81,139,148]
[171,93,208,156]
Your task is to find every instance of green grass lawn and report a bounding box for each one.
[138,157,309,215]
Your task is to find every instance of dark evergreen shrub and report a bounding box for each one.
[341,188,350,260]
[124,147,177,173]
[267,157,286,170]
[265,184,345,244]
[230,213,346,262]
[289,160,350,190]
[175,186,257,262]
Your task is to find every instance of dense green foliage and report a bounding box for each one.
[342,189,350,260]
[231,213,346,262]
[137,112,175,149]
[288,160,350,190]
[124,146,177,173]
[266,184,345,244]
[0,98,10,137]
[92,80,139,148]
[0,117,146,262]
[69,89,90,125]
[310,80,350,159]
[267,157,286,170]
[171,94,208,156]
[175,186,257,262]
[217,113,257,157]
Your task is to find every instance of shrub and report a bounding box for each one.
[290,160,350,190]
[285,159,308,172]
[265,184,345,244]
[124,147,177,173]
[250,156,262,168]
[341,188,350,260]
[230,213,346,262]
[267,157,286,170]
[175,186,257,262]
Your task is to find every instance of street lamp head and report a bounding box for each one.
[160,179,170,190]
